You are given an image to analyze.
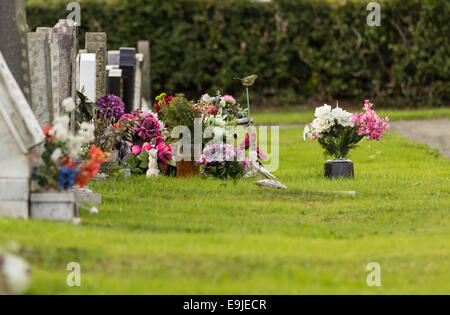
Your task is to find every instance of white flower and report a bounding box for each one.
[312,117,334,133]
[303,125,310,141]
[51,115,70,142]
[79,122,95,143]
[215,118,226,127]
[332,106,354,127]
[314,104,332,119]
[67,135,85,159]
[50,148,62,163]
[213,126,225,138]
[62,98,76,112]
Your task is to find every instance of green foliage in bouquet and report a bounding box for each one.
[76,90,97,124]
[202,161,246,180]
[158,94,204,144]
[317,127,363,159]
[126,151,150,175]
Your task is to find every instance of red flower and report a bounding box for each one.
[42,125,55,142]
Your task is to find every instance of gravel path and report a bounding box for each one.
[390,119,450,158]
[274,119,450,158]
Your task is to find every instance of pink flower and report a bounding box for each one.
[221,95,236,104]
[132,145,142,155]
[142,142,153,151]
[352,100,390,141]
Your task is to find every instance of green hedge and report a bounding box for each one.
[26,0,449,107]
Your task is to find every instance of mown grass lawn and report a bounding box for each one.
[253,107,450,125]
[1,115,449,294]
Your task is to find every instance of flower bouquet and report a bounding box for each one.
[30,114,105,221]
[198,91,247,126]
[32,115,105,190]
[303,100,389,178]
[126,138,174,176]
[197,143,248,180]
[157,93,205,177]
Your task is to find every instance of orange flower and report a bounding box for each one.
[42,125,55,142]
[75,146,105,188]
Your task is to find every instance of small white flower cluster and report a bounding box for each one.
[303,104,354,140]
[49,114,95,159]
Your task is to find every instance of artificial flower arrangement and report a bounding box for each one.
[126,138,174,176]
[303,100,390,159]
[32,114,105,190]
[92,94,135,155]
[197,143,248,180]
[198,91,247,125]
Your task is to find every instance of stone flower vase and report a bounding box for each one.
[30,191,77,222]
[324,159,354,179]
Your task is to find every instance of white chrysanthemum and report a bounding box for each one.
[62,98,76,112]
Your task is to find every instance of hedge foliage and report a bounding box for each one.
[26,0,449,107]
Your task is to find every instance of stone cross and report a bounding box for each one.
[133,53,144,110]
[85,32,107,100]
[27,32,54,127]
[119,47,136,113]
[137,41,151,103]
[0,52,45,219]
[0,0,32,102]
[79,53,97,102]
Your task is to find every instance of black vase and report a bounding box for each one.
[324,159,354,179]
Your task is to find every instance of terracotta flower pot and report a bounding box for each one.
[176,160,200,178]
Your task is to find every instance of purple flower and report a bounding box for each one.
[133,113,161,142]
[96,95,125,121]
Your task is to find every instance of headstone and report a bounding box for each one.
[133,53,144,110]
[36,27,60,117]
[108,50,120,66]
[119,47,136,112]
[53,20,78,121]
[79,53,97,102]
[0,0,32,102]
[137,41,151,103]
[107,67,123,98]
[85,32,107,100]
[27,32,53,127]
[0,52,45,219]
